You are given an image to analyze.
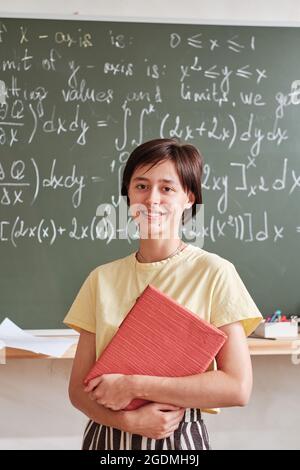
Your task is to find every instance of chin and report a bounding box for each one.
[138,219,179,239]
[140,229,177,240]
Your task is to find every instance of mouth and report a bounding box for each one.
[141,211,167,219]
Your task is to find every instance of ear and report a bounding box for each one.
[185,192,195,209]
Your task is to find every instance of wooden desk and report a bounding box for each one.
[248,335,300,356]
[2,334,300,359]
[3,342,77,359]
[1,330,78,360]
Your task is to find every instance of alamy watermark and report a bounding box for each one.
[0,340,6,365]
[291,80,300,104]
[291,339,300,366]
[94,197,205,248]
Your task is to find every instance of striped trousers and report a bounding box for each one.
[82,408,210,450]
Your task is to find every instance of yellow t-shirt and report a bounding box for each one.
[63,243,263,414]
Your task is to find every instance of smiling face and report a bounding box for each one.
[127,160,195,239]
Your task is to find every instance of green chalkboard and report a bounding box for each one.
[0,18,299,328]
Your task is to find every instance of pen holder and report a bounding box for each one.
[254,319,299,338]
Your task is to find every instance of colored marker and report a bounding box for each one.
[270,310,281,322]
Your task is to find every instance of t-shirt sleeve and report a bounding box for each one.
[63,271,96,334]
[210,261,263,336]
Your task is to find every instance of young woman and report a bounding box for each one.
[64,138,262,450]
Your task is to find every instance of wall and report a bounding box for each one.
[1,0,300,24]
[206,355,300,450]
[1,0,300,450]
[1,355,299,450]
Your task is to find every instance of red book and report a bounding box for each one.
[84,284,227,410]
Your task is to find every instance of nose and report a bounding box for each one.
[145,186,161,207]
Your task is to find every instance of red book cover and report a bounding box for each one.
[84,284,227,410]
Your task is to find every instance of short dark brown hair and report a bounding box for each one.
[121,138,204,222]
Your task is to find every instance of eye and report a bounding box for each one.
[135,184,174,192]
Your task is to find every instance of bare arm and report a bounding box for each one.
[131,321,253,409]
[68,329,129,429]
[69,329,185,439]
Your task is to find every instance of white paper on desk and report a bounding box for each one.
[0,318,77,357]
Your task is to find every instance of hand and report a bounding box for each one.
[84,374,135,411]
[127,403,185,440]
[125,402,186,440]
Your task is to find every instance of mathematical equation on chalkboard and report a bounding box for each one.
[0,20,300,247]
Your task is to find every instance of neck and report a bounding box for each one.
[136,239,185,263]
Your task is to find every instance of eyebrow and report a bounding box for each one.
[132,176,179,186]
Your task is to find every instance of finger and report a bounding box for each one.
[159,426,179,440]
[168,424,180,433]
[160,408,185,419]
[176,409,186,418]
[97,399,110,407]
[88,391,96,401]
[84,376,102,392]
[169,414,185,427]
[162,410,185,423]
[154,403,183,411]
